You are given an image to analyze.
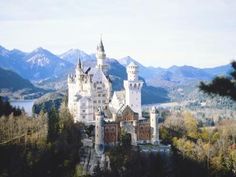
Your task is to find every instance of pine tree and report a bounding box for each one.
[47,106,60,142]
[199,61,236,101]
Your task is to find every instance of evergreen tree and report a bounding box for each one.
[58,101,73,133]
[199,61,236,101]
[0,96,22,117]
[47,106,60,142]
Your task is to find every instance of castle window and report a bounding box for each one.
[83,116,85,119]
[82,110,85,113]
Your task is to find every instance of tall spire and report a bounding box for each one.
[97,35,105,52]
[78,58,82,69]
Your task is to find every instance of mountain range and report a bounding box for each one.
[0,45,232,103]
[118,56,232,88]
[0,46,73,81]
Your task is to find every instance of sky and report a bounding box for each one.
[0,0,236,68]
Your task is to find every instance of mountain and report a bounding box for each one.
[105,58,169,104]
[0,44,232,104]
[118,56,164,78]
[203,64,232,76]
[23,47,74,80]
[0,67,46,99]
[118,56,232,88]
[0,46,74,81]
[0,46,29,78]
[59,49,96,64]
[0,67,36,91]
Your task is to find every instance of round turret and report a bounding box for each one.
[95,107,105,156]
[150,107,159,145]
[127,62,138,81]
[96,38,107,74]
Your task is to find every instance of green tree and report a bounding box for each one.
[47,106,60,142]
[199,61,236,101]
[120,130,131,149]
[58,101,73,133]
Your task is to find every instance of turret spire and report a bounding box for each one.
[96,35,107,74]
[97,35,105,52]
[78,58,82,69]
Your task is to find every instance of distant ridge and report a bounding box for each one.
[0,44,232,103]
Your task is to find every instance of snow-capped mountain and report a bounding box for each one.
[0,46,74,81]
[23,47,74,80]
[59,49,96,64]
[0,44,232,94]
[1,44,233,104]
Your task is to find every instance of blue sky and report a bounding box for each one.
[0,0,235,68]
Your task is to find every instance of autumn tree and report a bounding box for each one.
[183,112,198,139]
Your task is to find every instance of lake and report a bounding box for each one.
[10,100,35,116]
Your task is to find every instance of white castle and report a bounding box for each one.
[68,38,112,123]
[68,38,160,154]
[68,38,143,123]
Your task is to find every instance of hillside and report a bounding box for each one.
[0,67,46,99]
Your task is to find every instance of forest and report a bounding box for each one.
[0,92,236,177]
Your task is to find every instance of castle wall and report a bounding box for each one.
[137,122,151,142]
[104,123,120,145]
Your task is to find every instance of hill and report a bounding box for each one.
[0,67,46,99]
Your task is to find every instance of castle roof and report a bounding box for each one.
[91,68,109,83]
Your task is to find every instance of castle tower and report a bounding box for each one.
[150,106,159,145]
[124,62,143,118]
[95,107,105,155]
[96,37,108,74]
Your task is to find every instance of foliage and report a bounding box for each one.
[47,106,60,142]
[0,96,22,116]
[120,130,131,148]
[0,100,82,177]
[199,61,236,101]
[32,92,64,114]
[162,111,236,176]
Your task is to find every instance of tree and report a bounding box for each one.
[47,107,60,142]
[120,130,131,149]
[183,112,198,139]
[58,101,73,133]
[199,61,236,101]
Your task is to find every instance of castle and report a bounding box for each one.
[68,38,160,155]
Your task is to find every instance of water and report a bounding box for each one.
[142,102,179,110]
[10,100,35,116]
